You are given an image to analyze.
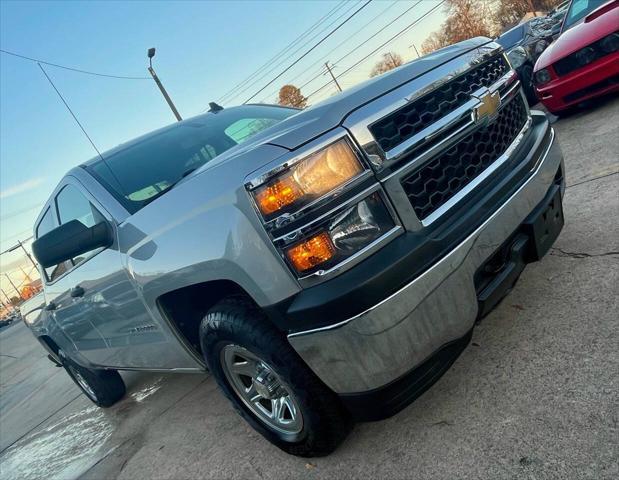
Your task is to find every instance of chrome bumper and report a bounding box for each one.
[287,119,564,394]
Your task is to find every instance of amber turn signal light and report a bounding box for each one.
[254,176,302,216]
[286,232,335,273]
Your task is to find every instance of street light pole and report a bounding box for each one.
[147,48,182,122]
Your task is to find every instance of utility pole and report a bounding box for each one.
[0,286,12,308]
[324,62,342,92]
[4,273,21,300]
[4,238,37,270]
[10,240,38,270]
[388,52,397,66]
[147,48,182,122]
[410,43,421,58]
[19,266,33,285]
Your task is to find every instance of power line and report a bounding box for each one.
[0,230,33,246]
[37,63,105,162]
[331,1,421,67]
[217,0,349,104]
[0,49,151,80]
[282,0,421,103]
[242,0,374,105]
[0,203,44,222]
[258,0,401,103]
[306,1,444,101]
[221,0,363,106]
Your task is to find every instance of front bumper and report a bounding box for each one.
[287,115,564,408]
[535,51,619,112]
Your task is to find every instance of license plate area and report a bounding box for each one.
[522,185,564,261]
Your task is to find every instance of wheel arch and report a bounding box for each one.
[38,334,61,363]
[157,279,273,358]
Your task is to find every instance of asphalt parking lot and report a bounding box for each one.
[1,96,617,480]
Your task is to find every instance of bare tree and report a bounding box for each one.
[278,84,307,109]
[422,0,564,53]
[421,30,451,55]
[370,52,404,77]
[496,0,560,30]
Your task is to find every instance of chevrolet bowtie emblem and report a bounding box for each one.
[472,89,501,124]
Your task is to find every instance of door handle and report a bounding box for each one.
[70,286,85,298]
[45,302,57,311]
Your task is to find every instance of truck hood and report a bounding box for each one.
[536,0,619,70]
[247,37,494,151]
[174,38,496,187]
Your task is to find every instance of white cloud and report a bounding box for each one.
[0,178,46,199]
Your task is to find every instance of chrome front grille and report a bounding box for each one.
[344,42,531,231]
[400,95,528,220]
[369,55,509,152]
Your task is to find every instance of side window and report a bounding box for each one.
[55,184,106,268]
[56,184,105,228]
[36,208,55,237]
[36,208,69,282]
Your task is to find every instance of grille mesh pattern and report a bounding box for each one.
[370,55,509,152]
[401,96,527,221]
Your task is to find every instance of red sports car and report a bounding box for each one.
[533,0,619,115]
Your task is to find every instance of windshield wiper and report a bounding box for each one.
[142,167,198,206]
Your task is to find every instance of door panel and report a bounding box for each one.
[43,178,200,370]
[50,249,171,368]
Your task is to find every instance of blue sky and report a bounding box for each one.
[0,0,444,295]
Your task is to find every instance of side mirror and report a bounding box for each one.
[32,220,114,268]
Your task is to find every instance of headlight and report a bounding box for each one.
[575,46,596,67]
[283,192,395,274]
[252,139,364,220]
[507,47,528,69]
[534,68,551,85]
[600,33,619,53]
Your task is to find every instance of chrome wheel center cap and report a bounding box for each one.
[253,368,281,399]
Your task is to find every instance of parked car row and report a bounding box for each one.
[533,0,619,116]
[496,21,553,104]
[497,0,618,116]
[0,310,20,328]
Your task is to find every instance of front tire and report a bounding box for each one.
[59,350,125,407]
[200,296,352,457]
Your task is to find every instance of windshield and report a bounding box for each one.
[86,105,296,213]
[562,0,606,31]
[497,25,524,49]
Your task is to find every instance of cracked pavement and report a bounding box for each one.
[0,96,617,480]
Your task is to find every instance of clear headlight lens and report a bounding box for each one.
[507,46,528,69]
[284,192,394,274]
[534,68,551,85]
[253,139,363,220]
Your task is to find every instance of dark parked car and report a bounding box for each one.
[497,21,554,104]
[0,311,18,328]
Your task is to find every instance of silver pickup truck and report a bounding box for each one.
[26,37,565,456]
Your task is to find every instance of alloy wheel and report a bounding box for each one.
[220,344,303,437]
